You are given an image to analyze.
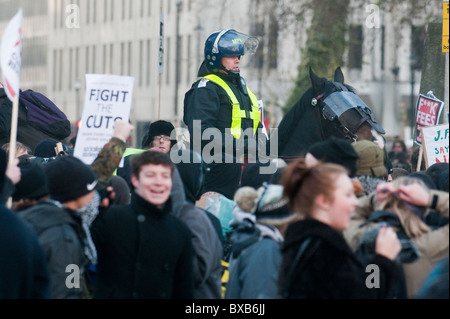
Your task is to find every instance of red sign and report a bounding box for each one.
[414,93,444,145]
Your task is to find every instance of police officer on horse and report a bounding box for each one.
[183,29,268,199]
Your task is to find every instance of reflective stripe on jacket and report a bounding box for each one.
[202,74,260,139]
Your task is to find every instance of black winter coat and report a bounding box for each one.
[91,192,194,299]
[0,205,50,298]
[183,62,265,154]
[17,201,88,299]
[278,218,400,299]
[183,62,268,199]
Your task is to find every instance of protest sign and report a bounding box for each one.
[414,92,445,145]
[74,74,134,165]
[0,8,22,102]
[420,124,449,168]
[0,8,22,163]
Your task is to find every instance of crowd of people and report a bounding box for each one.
[0,28,448,300]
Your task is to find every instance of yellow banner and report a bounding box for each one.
[444,1,449,52]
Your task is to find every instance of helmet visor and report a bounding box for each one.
[239,32,259,55]
[216,29,259,56]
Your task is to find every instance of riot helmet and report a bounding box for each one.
[204,28,259,71]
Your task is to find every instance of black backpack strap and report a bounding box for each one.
[281,237,322,299]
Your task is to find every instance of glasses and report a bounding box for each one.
[153,135,171,142]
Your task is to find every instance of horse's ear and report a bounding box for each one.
[334,66,345,83]
[309,66,324,94]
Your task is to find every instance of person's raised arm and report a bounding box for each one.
[91,120,134,189]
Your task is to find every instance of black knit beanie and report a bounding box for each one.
[45,156,98,203]
[13,161,49,201]
[308,136,359,176]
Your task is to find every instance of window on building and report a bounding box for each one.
[348,24,363,69]
[166,37,171,85]
[250,22,264,69]
[120,42,125,74]
[75,47,80,80]
[186,34,191,83]
[53,0,58,29]
[111,0,114,21]
[104,0,108,22]
[411,25,426,70]
[147,39,151,86]
[59,49,63,91]
[86,46,90,73]
[128,42,132,76]
[86,0,90,24]
[139,40,143,86]
[103,44,107,74]
[93,45,96,73]
[109,43,114,74]
[92,0,96,24]
[52,50,57,91]
[381,26,385,70]
[129,0,133,19]
[268,12,279,69]
[69,48,73,90]
[141,0,145,18]
[59,0,64,28]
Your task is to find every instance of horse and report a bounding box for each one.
[276,66,385,158]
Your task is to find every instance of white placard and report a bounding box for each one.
[74,74,134,164]
[420,124,449,168]
[0,8,22,101]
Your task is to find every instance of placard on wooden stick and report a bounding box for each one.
[420,124,449,169]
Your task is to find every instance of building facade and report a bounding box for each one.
[1,0,446,148]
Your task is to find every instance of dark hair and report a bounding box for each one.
[280,158,347,215]
[130,150,174,178]
[391,139,407,153]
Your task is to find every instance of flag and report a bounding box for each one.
[0,9,23,102]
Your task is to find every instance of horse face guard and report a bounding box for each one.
[321,89,385,141]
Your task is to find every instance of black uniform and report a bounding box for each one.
[183,62,266,199]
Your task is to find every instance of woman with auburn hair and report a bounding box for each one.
[278,158,401,299]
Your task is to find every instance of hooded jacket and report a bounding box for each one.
[172,150,223,299]
[17,201,89,299]
[225,216,283,299]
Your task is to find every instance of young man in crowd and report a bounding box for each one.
[91,151,194,298]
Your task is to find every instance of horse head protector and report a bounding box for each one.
[310,67,385,141]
